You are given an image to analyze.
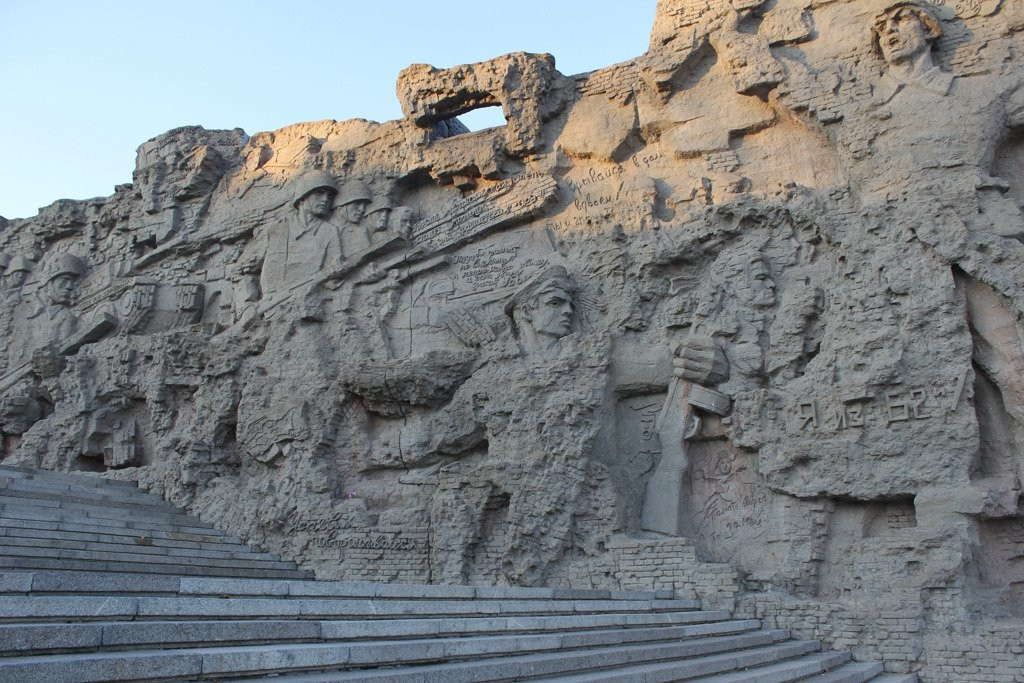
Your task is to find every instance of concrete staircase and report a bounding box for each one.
[0,466,917,682]
[0,465,311,579]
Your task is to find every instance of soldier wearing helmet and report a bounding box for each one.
[0,256,33,372]
[337,178,372,226]
[365,197,393,234]
[4,256,34,293]
[7,253,87,365]
[504,265,578,359]
[259,170,346,299]
[334,178,375,255]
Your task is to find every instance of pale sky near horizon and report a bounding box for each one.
[0,1,657,220]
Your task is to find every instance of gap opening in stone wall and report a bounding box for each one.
[455,106,508,132]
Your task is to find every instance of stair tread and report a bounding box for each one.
[0,629,796,681]
[0,557,312,579]
[0,618,761,654]
[256,638,813,682]
[690,649,850,682]
[799,660,885,682]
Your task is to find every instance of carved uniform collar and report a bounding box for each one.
[878,65,954,103]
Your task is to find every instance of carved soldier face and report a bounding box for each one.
[299,188,334,219]
[4,271,28,291]
[746,261,776,308]
[527,283,575,340]
[392,207,415,235]
[343,201,368,225]
[369,209,390,232]
[45,274,78,306]
[878,10,932,64]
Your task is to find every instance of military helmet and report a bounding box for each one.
[41,253,87,284]
[338,178,373,207]
[366,197,393,216]
[291,170,339,209]
[5,256,34,275]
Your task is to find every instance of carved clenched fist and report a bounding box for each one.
[672,335,727,386]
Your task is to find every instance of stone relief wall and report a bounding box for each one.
[1,0,1023,677]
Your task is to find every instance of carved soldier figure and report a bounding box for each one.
[390,206,416,238]
[365,198,392,235]
[258,170,345,300]
[426,265,621,585]
[642,243,778,536]
[842,0,1024,238]
[3,256,33,294]
[1,256,33,340]
[9,253,87,369]
[2,254,88,439]
[337,178,373,254]
[0,255,23,373]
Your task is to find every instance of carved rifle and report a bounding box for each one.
[641,337,730,536]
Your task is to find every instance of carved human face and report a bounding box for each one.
[343,201,368,224]
[369,209,390,232]
[392,207,415,234]
[878,11,931,64]
[300,189,334,219]
[45,274,77,306]
[4,271,28,291]
[528,283,575,340]
[746,262,776,308]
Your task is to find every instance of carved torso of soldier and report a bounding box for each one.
[259,171,346,300]
[847,1,1024,222]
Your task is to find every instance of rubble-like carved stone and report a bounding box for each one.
[397,52,566,157]
[7,2,1024,678]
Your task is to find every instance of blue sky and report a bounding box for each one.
[0,1,657,220]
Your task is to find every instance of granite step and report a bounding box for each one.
[0,466,140,491]
[0,495,214,526]
[0,534,281,561]
[0,616,758,655]
[0,570,682,601]
[799,660,886,682]
[683,649,851,682]
[261,635,816,682]
[0,595,702,622]
[0,525,260,554]
[0,543,302,571]
[0,628,797,682]
[525,640,826,682]
[0,505,224,537]
[0,556,313,579]
[0,569,692,602]
[0,509,246,541]
[0,479,182,510]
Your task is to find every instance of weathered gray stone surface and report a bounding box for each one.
[1,0,1023,679]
